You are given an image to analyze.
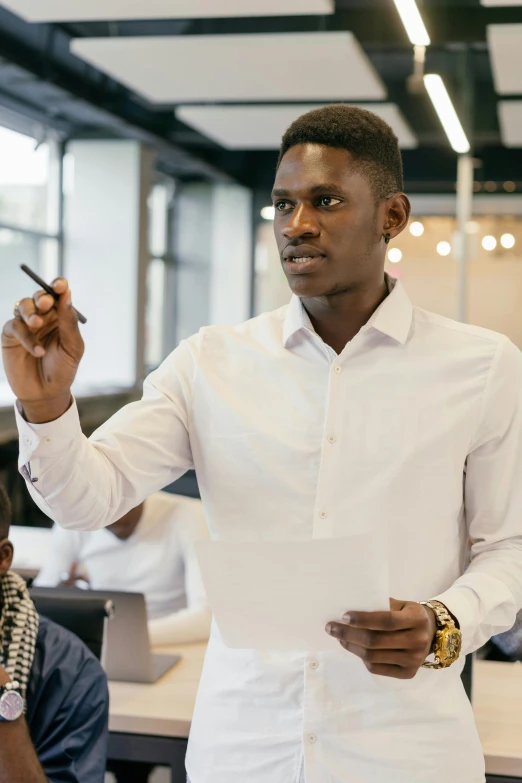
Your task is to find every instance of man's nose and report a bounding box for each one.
[281,204,320,239]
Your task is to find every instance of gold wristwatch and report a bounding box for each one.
[419,600,462,669]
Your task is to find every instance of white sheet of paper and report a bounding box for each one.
[195,536,389,651]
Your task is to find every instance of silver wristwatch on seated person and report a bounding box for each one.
[0,680,24,721]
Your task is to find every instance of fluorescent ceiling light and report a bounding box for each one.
[71,33,386,104]
[424,74,470,154]
[0,0,334,22]
[392,0,431,46]
[176,103,417,150]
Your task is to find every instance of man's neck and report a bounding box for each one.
[302,277,389,354]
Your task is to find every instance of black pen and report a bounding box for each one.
[20,264,87,324]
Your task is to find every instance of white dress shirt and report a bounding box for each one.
[34,491,211,646]
[16,276,522,783]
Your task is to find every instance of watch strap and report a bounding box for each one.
[420,600,455,629]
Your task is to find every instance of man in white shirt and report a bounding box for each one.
[34,491,211,647]
[3,104,522,783]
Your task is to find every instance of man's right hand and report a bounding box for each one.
[1,278,84,423]
[59,561,90,589]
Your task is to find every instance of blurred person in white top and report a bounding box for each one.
[35,491,211,647]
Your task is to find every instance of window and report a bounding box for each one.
[145,178,175,372]
[0,125,62,404]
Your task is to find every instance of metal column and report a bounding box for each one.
[455,154,474,323]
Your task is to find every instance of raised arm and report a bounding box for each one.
[2,278,195,531]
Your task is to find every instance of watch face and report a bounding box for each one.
[442,629,462,660]
[0,691,24,721]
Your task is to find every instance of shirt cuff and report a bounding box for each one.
[15,397,82,463]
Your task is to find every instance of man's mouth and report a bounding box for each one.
[284,255,326,273]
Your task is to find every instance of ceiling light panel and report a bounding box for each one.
[0,0,334,22]
[498,101,522,146]
[71,33,386,104]
[176,103,417,149]
[487,24,522,95]
[481,1,522,6]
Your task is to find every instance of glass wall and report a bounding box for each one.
[385,214,522,348]
[0,125,62,404]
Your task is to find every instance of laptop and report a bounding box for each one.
[30,587,181,683]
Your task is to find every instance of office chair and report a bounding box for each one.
[30,588,113,661]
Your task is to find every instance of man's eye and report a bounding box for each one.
[275,201,291,211]
[318,196,341,207]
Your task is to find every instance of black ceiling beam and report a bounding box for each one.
[61,5,522,45]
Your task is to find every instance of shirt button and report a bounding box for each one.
[310,660,319,670]
[334,365,342,374]
[319,510,328,519]
[44,437,51,443]
[307,733,317,744]
[24,437,32,445]
[327,435,336,444]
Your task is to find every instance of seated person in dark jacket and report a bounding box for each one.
[487,611,522,661]
[0,484,109,783]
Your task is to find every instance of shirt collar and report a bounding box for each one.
[282,274,413,348]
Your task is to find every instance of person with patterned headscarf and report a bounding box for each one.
[0,484,109,783]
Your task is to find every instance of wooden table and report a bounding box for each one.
[109,642,206,738]
[108,643,206,782]
[474,659,522,781]
[108,650,522,782]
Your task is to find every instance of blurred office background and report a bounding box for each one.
[0,0,522,524]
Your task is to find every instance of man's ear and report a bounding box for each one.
[382,193,411,241]
[0,540,14,577]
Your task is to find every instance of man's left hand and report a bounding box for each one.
[326,598,436,679]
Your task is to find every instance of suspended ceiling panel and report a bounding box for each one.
[176,103,418,150]
[498,101,522,146]
[71,32,386,104]
[0,0,334,22]
[487,24,522,94]
[481,1,522,5]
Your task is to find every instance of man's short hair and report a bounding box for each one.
[278,104,404,203]
[0,484,11,540]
